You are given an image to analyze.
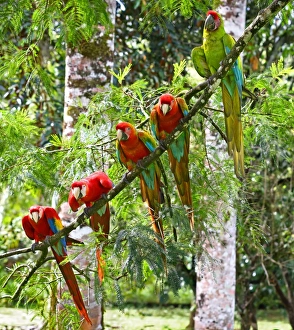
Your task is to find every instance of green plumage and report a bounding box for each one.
[191,10,245,178]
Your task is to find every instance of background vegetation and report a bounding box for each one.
[0,0,293,329]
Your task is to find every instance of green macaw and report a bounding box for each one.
[191,10,245,178]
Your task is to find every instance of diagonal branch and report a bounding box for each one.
[0,0,290,260]
[199,110,227,142]
[1,249,49,302]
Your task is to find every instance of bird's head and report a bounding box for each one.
[71,182,87,200]
[159,93,175,115]
[205,10,221,31]
[116,122,136,141]
[29,205,43,223]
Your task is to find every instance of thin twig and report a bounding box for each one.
[199,110,227,143]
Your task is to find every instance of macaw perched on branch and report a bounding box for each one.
[116,121,165,252]
[150,93,194,231]
[68,171,114,282]
[191,10,245,178]
[22,205,92,325]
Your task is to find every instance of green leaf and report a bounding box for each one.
[270,57,294,81]
[109,63,132,85]
[172,60,186,85]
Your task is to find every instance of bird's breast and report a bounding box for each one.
[120,139,150,163]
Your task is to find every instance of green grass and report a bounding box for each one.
[104,306,190,330]
[0,307,291,330]
[104,307,292,330]
[235,310,291,330]
[0,307,42,327]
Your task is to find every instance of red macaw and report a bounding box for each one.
[191,10,245,178]
[22,205,92,325]
[68,171,114,282]
[115,121,165,250]
[150,93,194,231]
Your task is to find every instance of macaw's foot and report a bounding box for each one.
[100,193,107,200]
[179,117,187,126]
[207,74,217,86]
[31,242,39,253]
[136,159,146,170]
[84,206,91,218]
[122,173,130,184]
[158,139,168,151]
[44,235,51,246]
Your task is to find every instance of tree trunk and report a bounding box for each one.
[194,2,246,329]
[195,205,236,330]
[239,299,258,330]
[61,1,116,328]
[288,310,294,330]
[63,1,116,138]
[271,274,294,329]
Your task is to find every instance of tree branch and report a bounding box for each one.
[270,274,292,311]
[199,110,227,143]
[0,0,290,260]
[0,247,33,259]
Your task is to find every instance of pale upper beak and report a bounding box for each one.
[204,14,215,31]
[72,187,81,200]
[117,129,128,141]
[31,211,39,223]
[161,104,170,116]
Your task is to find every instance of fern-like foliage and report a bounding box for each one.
[245,58,294,162]
[140,0,218,33]
[62,0,111,46]
[0,0,111,85]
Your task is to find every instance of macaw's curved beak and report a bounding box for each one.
[161,104,170,116]
[204,14,215,31]
[117,129,128,141]
[72,187,81,200]
[31,211,40,223]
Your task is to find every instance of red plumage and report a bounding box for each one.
[116,122,166,252]
[22,205,92,325]
[151,94,194,231]
[68,171,113,282]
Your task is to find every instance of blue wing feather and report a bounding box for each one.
[224,45,243,98]
[138,131,157,152]
[141,164,156,190]
[48,217,67,253]
[150,119,157,139]
[170,133,185,163]
[144,141,156,152]
[116,141,123,165]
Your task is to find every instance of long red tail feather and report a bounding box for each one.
[53,250,92,325]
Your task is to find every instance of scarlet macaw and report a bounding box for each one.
[150,93,194,230]
[115,121,165,250]
[22,205,92,325]
[191,10,245,178]
[68,171,114,282]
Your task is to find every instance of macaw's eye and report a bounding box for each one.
[126,127,131,132]
[81,185,87,197]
